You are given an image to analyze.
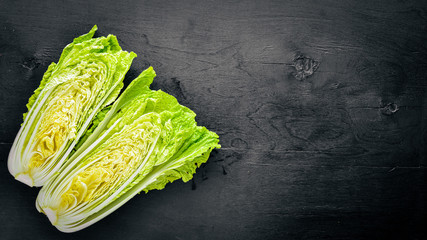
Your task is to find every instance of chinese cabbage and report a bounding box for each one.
[8,26,136,187]
[36,67,220,232]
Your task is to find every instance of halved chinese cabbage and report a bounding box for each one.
[36,67,220,232]
[8,26,136,187]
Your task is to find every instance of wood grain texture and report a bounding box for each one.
[1,0,427,239]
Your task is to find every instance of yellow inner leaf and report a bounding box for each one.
[59,124,156,212]
[28,62,105,173]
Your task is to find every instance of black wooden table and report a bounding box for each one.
[1,0,426,239]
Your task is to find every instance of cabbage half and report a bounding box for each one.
[8,26,136,187]
[36,67,220,232]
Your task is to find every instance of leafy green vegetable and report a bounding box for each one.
[36,67,220,233]
[7,26,136,187]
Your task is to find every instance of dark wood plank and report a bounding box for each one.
[1,0,427,239]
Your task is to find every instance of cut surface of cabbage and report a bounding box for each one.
[8,26,136,187]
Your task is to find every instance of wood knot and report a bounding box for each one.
[380,103,399,116]
[292,54,319,80]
